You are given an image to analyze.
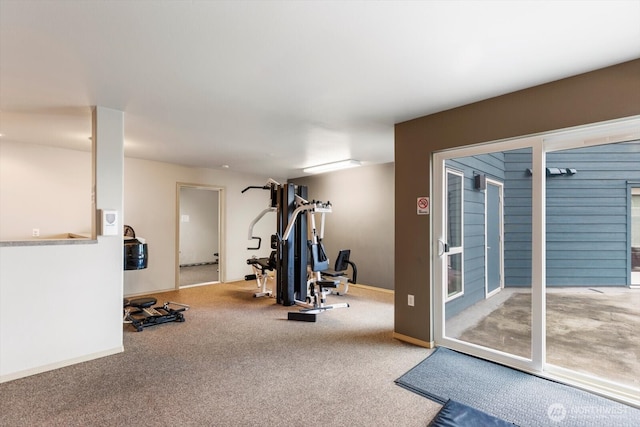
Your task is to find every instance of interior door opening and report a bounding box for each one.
[177,184,224,288]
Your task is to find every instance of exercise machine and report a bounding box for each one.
[242,180,351,321]
[242,180,279,297]
[321,249,357,296]
[242,179,279,250]
[280,194,349,321]
[245,251,276,297]
[123,297,190,332]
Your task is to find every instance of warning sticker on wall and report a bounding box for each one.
[417,197,430,215]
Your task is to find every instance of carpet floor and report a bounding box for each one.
[0,282,439,427]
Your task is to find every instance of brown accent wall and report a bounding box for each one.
[394,59,640,343]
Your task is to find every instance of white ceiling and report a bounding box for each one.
[1,1,639,178]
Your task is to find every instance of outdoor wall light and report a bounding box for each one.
[474,173,486,190]
[526,168,577,176]
[546,167,564,176]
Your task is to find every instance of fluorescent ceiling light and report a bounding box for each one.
[303,159,361,174]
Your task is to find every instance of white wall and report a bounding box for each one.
[0,107,124,382]
[0,107,282,381]
[0,139,282,296]
[0,141,92,240]
[123,158,281,296]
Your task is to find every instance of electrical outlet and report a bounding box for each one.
[408,294,415,307]
[32,228,40,237]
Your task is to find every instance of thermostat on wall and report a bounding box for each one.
[100,209,119,236]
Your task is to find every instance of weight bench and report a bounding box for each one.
[245,251,276,297]
[123,297,189,332]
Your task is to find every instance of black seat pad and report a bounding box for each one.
[317,280,338,288]
[129,297,157,308]
[247,256,275,271]
[322,269,345,277]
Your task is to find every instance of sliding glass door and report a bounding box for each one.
[433,117,640,406]
[543,138,640,400]
[434,139,538,372]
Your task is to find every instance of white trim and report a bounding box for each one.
[436,141,540,373]
[484,178,504,299]
[433,154,446,344]
[543,116,640,152]
[1,346,123,384]
[531,140,546,371]
[176,183,226,288]
[432,115,640,408]
[433,135,541,160]
[632,188,640,286]
[444,168,465,301]
[544,363,640,408]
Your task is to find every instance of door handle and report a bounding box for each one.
[437,239,449,256]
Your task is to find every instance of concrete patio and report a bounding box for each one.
[446,287,640,390]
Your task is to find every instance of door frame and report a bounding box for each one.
[631,186,640,288]
[175,183,225,288]
[485,178,504,299]
[444,167,465,302]
[433,135,539,375]
[433,116,640,407]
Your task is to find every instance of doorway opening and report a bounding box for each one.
[176,184,224,288]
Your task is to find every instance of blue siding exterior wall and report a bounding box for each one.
[542,142,640,286]
[444,141,640,319]
[445,153,506,318]
[503,149,533,287]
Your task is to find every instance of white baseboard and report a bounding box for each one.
[0,346,124,384]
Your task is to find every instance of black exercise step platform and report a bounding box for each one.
[288,312,317,322]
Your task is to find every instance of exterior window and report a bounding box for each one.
[446,169,464,299]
